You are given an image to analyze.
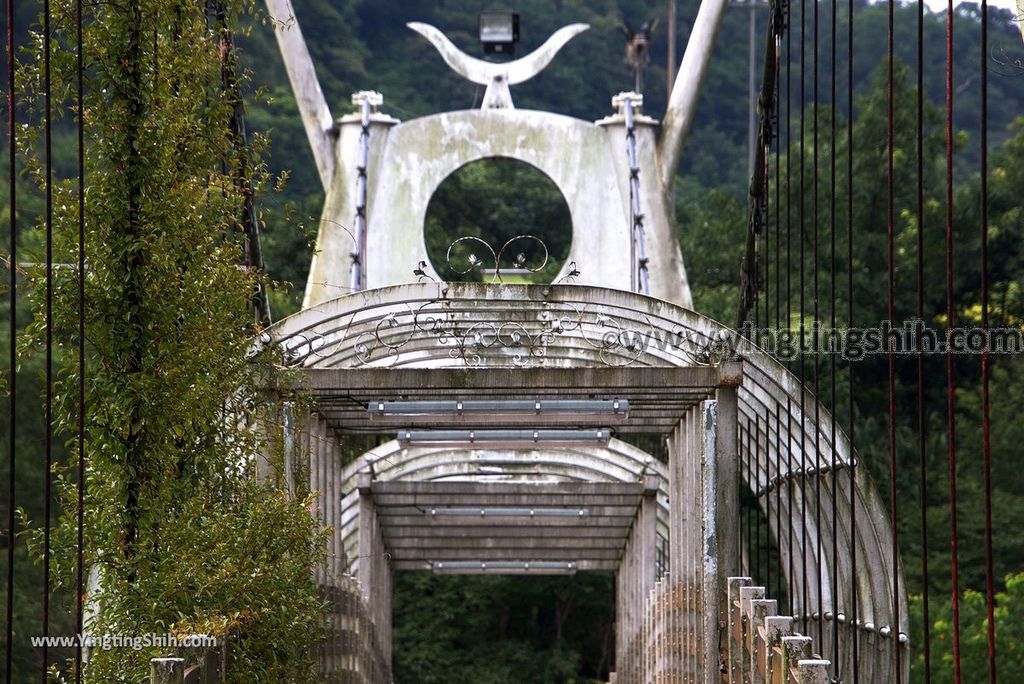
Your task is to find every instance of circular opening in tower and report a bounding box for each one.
[424,158,572,283]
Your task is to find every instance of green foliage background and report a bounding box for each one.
[3,1,326,681]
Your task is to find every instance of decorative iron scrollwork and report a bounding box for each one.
[446,235,549,282]
[273,293,734,369]
[276,237,737,367]
[555,261,580,284]
[413,236,584,285]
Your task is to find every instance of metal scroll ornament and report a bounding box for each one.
[446,235,548,282]
[271,234,734,368]
[274,300,727,369]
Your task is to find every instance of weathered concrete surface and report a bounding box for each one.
[659,0,730,189]
[304,107,694,308]
[264,5,717,309]
[267,2,736,319]
[406,22,590,110]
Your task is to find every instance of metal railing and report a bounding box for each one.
[148,637,228,684]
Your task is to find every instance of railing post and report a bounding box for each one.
[749,598,777,682]
[780,636,812,681]
[713,380,740,580]
[764,615,793,684]
[282,402,295,496]
[205,636,228,683]
[357,471,375,598]
[738,586,765,682]
[796,659,831,683]
[715,373,741,681]
[726,576,751,681]
[150,657,185,684]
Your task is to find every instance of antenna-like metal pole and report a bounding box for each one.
[747,0,757,181]
[667,0,677,96]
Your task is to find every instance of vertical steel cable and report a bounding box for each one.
[784,0,795,615]
[41,0,54,677]
[798,0,809,627]
[624,99,650,295]
[755,413,762,582]
[847,0,859,677]
[745,424,752,577]
[4,0,16,678]
[886,0,901,680]
[784,0,794,615]
[763,405,770,596]
[759,34,766,338]
[829,0,839,669]
[980,0,996,679]
[916,0,931,678]
[944,0,962,676]
[811,0,824,647]
[74,0,86,678]
[787,396,795,615]
[786,0,794,339]
[763,127,769,338]
[775,400,783,603]
[775,17,782,334]
[350,97,370,292]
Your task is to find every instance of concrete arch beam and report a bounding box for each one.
[268,281,907,647]
[335,439,671,576]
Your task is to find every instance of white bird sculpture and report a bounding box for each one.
[406,22,590,109]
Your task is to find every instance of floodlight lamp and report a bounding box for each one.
[369,398,629,418]
[426,507,588,518]
[479,11,519,56]
[396,427,612,448]
[432,560,577,574]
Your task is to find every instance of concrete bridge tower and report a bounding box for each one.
[265,0,732,309]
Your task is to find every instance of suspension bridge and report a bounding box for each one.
[6,0,1021,680]
[253,0,915,679]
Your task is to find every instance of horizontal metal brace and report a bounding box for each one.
[755,457,857,498]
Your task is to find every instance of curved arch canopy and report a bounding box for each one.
[267,282,907,637]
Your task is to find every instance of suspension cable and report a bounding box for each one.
[623,96,650,295]
[916,0,932,678]
[351,94,371,292]
[42,0,55,677]
[74,0,86,678]
[945,0,962,676]
[886,0,902,679]
[829,0,839,669]
[980,0,996,678]
[812,0,824,648]
[847,0,859,675]
[4,0,17,676]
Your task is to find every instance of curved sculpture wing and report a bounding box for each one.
[407,22,589,86]
[265,0,336,190]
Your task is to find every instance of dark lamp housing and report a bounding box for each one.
[479,11,519,55]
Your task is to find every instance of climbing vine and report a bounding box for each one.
[15,1,326,680]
